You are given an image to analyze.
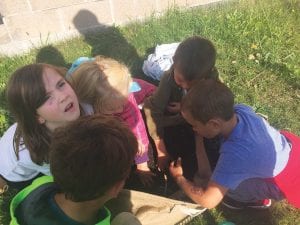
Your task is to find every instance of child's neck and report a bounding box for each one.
[221,113,238,139]
[55,193,109,225]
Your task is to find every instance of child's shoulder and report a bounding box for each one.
[0,123,17,145]
[234,104,255,115]
[159,70,178,88]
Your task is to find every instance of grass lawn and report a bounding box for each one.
[0,0,299,224]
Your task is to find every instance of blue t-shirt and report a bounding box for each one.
[211,104,291,190]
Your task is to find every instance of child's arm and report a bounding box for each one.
[121,94,150,159]
[122,94,155,186]
[169,158,227,209]
[143,72,183,171]
[134,123,155,187]
[133,113,150,158]
[194,135,212,184]
[154,138,171,172]
[143,71,184,141]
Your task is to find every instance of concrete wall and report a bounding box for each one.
[0,0,221,56]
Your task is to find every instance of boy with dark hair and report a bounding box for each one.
[169,79,300,209]
[144,36,220,180]
[10,115,141,225]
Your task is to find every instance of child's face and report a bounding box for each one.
[174,67,193,90]
[100,97,126,115]
[182,110,219,138]
[36,68,80,131]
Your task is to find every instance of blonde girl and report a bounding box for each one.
[67,56,156,186]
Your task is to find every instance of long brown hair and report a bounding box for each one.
[6,63,68,164]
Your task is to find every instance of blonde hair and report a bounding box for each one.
[68,56,132,114]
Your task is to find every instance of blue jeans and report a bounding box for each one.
[226,178,284,202]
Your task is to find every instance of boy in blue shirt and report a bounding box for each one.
[10,115,141,225]
[169,79,300,209]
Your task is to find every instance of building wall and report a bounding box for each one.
[0,0,221,55]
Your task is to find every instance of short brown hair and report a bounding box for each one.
[173,36,217,81]
[50,115,138,202]
[181,80,234,123]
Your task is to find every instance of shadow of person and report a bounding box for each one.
[73,9,143,76]
[198,209,218,225]
[0,189,18,225]
[261,60,300,89]
[219,203,274,225]
[36,45,69,68]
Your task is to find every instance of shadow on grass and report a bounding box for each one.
[261,61,300,90]
[201,210,218,225]
[35,10,156,83]
[189,202,298,225]
[0,91,14,135]
[36,45,70,68]
[73,10,144,76]
[219,205,274,225]
[0,189,18,225]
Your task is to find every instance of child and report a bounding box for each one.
[170,79,300,209]
[0,63,81,193]
[10,115,141,225]
[143,36,220,180]
[67,56,156,186]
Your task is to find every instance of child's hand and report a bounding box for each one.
[136,163,155,187]
[169,157,183,179]
[154,139,171,172]
[157,154,171,173]
[167,102,181,113]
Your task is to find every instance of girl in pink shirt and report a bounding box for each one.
[67,56,156,186]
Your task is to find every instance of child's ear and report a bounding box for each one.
[107,180,125,198]
[37,116,46,124]
[207,119,221,130]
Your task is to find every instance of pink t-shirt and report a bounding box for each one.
[114,79,156,164]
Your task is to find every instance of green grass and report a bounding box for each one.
[0,0,299,224]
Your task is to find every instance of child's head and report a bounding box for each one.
[181,80,234,138]
[173,36,217,89]
[6,63,80,163]
[68,56,131,114]
[50,114,138,202]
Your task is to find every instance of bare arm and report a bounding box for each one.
[154,139,171,172]
[194,135,212,184]
[169,158,227,209]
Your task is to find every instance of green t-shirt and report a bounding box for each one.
[10,176,111,225]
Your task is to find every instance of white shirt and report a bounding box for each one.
[0,123,50,182]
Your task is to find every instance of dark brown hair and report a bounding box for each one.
[6,63,68,164]
[50,115,138,202]
[173,36,217,81]
[181,80,234,123]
